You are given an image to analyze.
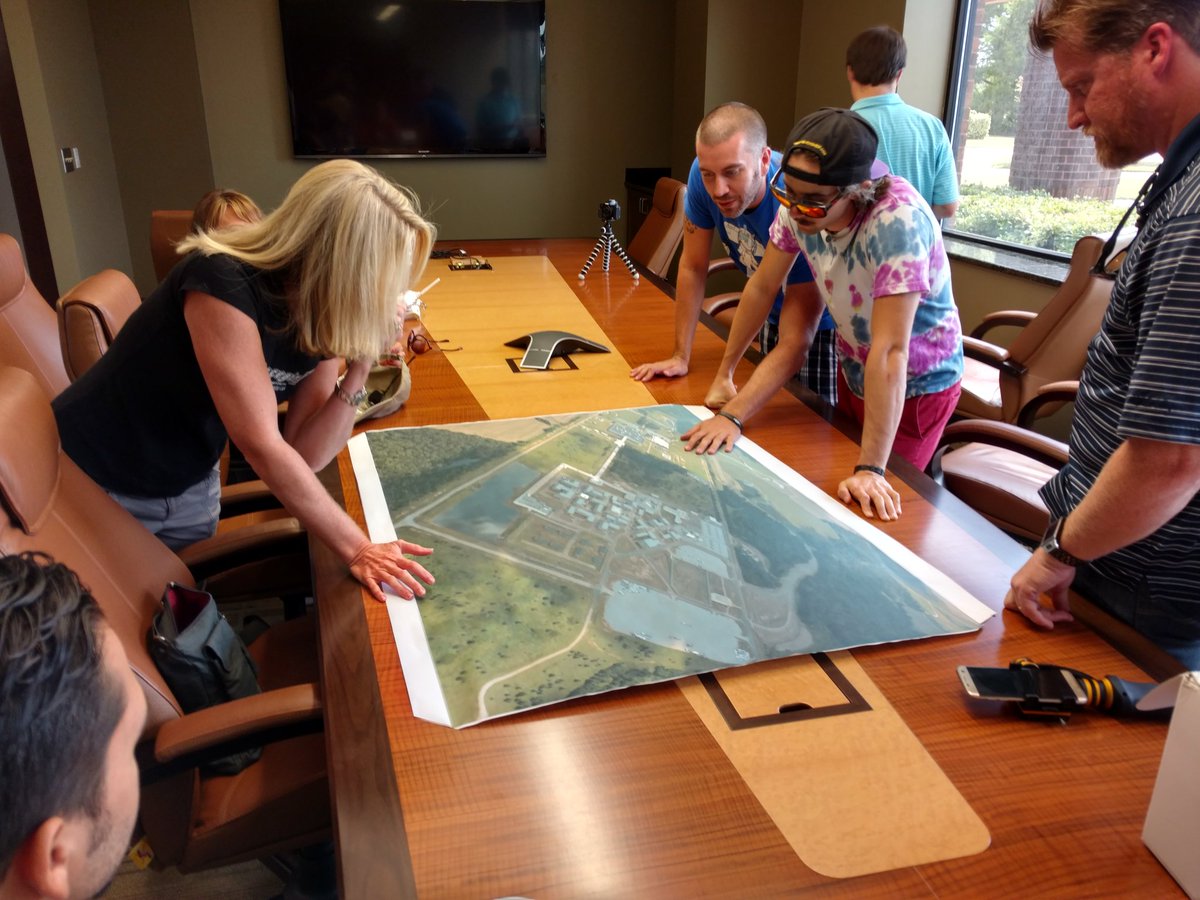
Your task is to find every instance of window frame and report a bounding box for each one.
[940,0,1076,267]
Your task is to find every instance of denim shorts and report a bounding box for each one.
[108,464,221,551]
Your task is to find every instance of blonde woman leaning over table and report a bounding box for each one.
[52,159,437,603]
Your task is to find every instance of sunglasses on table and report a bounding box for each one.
[407,331,461,356]
[381,330,462,365]
[768,167,843,218]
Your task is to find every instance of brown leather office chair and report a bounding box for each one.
[626,177,687,278]
[56,268,141,381]
[956,232,1126,424]
[931,382,1076,542]
[150,209,194,282]
[700,255,745,329]
[0,365,328,872]
[0,233,70,398]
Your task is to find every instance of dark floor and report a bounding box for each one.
[107,857,284,900]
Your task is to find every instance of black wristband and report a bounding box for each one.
[854,464,886,477]
[714,410,743,432]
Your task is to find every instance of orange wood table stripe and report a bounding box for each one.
[421,255,654,418]
[680,652,991,878]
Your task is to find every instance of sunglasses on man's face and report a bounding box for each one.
[769,168,842,218]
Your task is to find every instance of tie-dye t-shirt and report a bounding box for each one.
[769,175,962,399]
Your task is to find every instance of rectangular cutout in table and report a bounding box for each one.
[349,405,992,727]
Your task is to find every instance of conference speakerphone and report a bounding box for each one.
[505,330,610,370]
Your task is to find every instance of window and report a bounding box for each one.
[944,0,1157,257]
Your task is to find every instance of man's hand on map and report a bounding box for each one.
[1003,549,1075,629]
[349,539,435,603]
[681,414,740,454]
[837,470,903,521]
[630,355,688,382]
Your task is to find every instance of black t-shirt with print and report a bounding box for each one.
[53,252,321,497]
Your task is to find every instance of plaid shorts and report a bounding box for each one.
[760,323,838,405]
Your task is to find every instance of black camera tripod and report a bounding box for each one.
[578,199,640,282]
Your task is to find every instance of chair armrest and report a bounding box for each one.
[143,684,324,781]
[701,292,742,317]
[1016,380,1080,429]
[219,479,283,517]
[969,309,1037,340]
[177,517,306,579]
[961,335,1028,378]
[936,419,1069,470]
[707,256,738,278]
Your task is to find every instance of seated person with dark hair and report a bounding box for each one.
[0,552,147,900]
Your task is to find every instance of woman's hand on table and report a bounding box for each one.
[349,539,435,602]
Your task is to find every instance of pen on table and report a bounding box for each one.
[416,277,441,298]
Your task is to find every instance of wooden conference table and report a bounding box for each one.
[312,238,1184,899]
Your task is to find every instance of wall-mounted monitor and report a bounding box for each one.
[279,0,546,158]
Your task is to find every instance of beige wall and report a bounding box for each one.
[952,258,1056,334]
[2,0,131,289]
[671,0,708,180]
[701,0,804,148]
[187,0,676,257]
[91,0,213,291]
[902,0,957,114]
[796,0,906,116]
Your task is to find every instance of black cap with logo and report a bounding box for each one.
[781,108,879,186]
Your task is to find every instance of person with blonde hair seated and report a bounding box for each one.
[190,187,263,232]
[52,159,438,603]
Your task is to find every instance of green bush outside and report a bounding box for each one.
[965,110,991,140]
[952,183,1126,253]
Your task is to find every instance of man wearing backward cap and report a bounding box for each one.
[683,107,964,522]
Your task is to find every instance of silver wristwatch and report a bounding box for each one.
[333,380,368,408]
[1040,515,1085,567]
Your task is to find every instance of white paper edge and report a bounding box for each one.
[348,433,452,727]
[682,405,993,625]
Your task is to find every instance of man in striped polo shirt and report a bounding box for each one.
[1006,0,1200,669]
[846,26,959,221]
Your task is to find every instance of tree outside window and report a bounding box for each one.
[947,0,1156,255]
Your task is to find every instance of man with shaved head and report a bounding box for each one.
[631,102,837,406]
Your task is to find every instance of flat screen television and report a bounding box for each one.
[279,0,546,158]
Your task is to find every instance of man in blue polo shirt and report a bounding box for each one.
[846,25,959,220]
[630,102,837,405]
[1006,0,1200,669]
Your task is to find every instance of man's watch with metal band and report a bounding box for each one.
[1039,515,1086,567]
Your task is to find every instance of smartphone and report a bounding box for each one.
[957,664,1088,707]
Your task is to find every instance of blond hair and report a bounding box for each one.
[191,188,262,233]
[177,160,435,360]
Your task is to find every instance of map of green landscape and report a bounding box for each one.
[350,405,990,728]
